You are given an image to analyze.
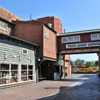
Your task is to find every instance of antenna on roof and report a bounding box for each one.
[64,29,66,33]
[30,13,32,21]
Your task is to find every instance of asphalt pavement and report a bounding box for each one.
[0,74,99,100]
[40,74,100,100]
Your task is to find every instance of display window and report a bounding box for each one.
[28,65,33,80]
[10,64,18,83]
[0,63,34,85]
[21,65,28,82]
[21,65,33,82]
[0,64,10,84]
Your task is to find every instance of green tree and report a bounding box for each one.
[74,59,85,67]
[95,61,99,66]
[86,61,94,67]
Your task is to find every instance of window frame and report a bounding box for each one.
[91,34,100,40]
[22,48,28,55]
[48,23,52,28]
[0,20,8,31]
[58,21,60,27]
[45,31,49,39]
[74,36,80,42]
[61,35,80,43]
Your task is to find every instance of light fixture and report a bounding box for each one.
[4,52,7,59]
[13,55,17,58]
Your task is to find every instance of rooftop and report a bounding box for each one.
[14,20,57,33]
[57,28,100,36]
[0,32,38,48]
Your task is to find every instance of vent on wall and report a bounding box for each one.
[22,48,28,55]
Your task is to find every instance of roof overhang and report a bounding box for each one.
[57,28,100,37]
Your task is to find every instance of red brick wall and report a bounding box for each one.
[54,17,63,34]
[37,17,54,29]
[14,21,43,57]
[64,55,72,76]
[14,21,57,59]
[43,26,57,59]
[37,16,63,34]
[57,33,100,52]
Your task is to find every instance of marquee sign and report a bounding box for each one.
[66,42,100,49]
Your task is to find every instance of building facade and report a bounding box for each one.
[0,7,72,82]
[13,20,57,80]
[0,7,38,86]
[0,17,14,36]
[37,16,63,35]
[0,7,22,22]
[37,16,72,77]
[0,33,38,86]
[57,29,100,52]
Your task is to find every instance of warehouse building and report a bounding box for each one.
[0,7,72,83]
[0,32,38,86]
[13,20,57,80]
[37,16,72,77]
[0,8,38,86]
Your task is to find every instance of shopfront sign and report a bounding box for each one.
[66,42,100,49]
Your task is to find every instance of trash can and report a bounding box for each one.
[54,73,60,80]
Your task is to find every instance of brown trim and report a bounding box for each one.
[0,17,14,25]
[57,28,100,37]
[39,56,57,62]
[43,24,57,34]
[14,20,57,34]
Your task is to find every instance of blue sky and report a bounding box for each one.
[0,0,99,61]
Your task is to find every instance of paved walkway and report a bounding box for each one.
[0,75,75,100]
[40,74,100,100]
[0,74,99,100]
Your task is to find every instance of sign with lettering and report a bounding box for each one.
[66,42,100,49]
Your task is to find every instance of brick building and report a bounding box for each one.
[37,16,72,77]
[0,32,38,86]
[37,16,63,35]
[0,17,14,36]
[13,20,57,80]
[0,7,22,36]
[0,7,38,87]
[0,7,72,82]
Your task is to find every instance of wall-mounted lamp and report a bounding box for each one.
[19,55,21,61]
[4,52,7,59]
[28,57,30,60]
[13,55,17,58]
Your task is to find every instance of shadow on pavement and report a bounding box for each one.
[37,74,100,100]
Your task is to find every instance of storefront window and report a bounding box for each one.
[0,64,33,85]
[0,64,10,84]
[10,64,18,83]
[21,65,27,82]
[28,65,33,80]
